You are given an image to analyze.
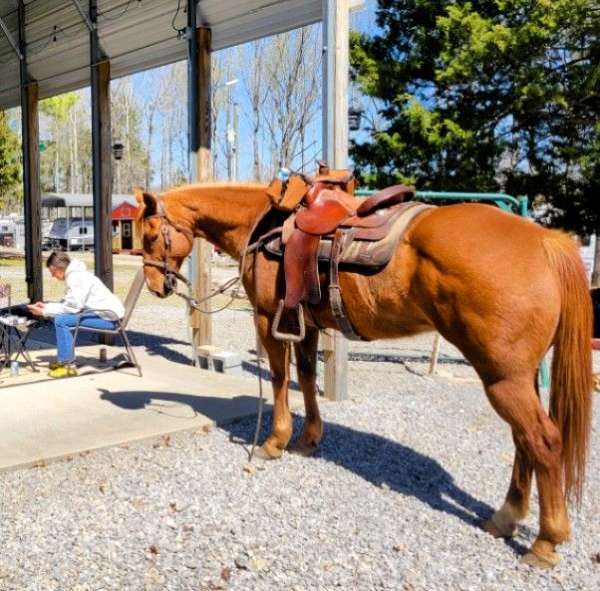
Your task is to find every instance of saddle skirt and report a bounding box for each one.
[265,201,433,268]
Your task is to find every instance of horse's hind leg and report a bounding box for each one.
[290,326,323,456]
[484,377,538,538]
[254,313,293,459]
[484,376,570,567]
[484,433,534,538]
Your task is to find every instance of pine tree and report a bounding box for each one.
[350,0,599,240]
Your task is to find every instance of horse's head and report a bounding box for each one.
[135,189,194,298]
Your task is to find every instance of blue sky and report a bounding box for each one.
[8,1,380,188]
[130,0,379,185]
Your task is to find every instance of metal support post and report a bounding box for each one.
[322,0,349,401]
[18,0,43,302]
[89,0,113,291]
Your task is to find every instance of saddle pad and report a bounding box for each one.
[265,202,434,268]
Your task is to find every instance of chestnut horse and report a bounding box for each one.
[135,183,593,568]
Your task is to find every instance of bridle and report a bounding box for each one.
[142,197,240,311]
[143,197,195,293]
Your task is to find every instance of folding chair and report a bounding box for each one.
[0,283,11,365]
[71,268,145,376]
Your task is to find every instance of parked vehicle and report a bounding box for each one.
[45,217,94,251]
[0,218,17,248]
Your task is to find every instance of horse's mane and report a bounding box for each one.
[166,181,268,194]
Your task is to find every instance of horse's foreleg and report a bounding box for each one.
[290,326,323,456]
[254,313,293,459]
[485,376,570,568]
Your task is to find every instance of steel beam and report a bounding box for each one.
[0,16,23,60]
[89,1,113,291]
[17,1,43,302]
[71,0,95,32]
[321,0,349,401]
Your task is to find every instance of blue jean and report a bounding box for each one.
[54,313,118,363]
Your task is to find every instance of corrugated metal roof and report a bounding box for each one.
[41,192,137,208]
[0,0,322,110]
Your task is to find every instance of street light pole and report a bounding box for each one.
[226,94,232,181]
[233,101,239,181]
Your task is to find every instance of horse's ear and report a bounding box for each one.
[344,175,358,195]
[317,160,330,176]
[134,188,158,219]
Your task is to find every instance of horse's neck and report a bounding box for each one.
[167,184,270,259]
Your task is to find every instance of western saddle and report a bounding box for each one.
[262,162,433,342]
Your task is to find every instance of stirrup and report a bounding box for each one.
[271,300,306,342]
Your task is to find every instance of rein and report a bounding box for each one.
[143,196,274,463]
[144,197,242,313]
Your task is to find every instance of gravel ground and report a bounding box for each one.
[1,258,600,590]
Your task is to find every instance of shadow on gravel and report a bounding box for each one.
[31,326,193,366]
[98,389,272,423]
[225,413,530,558]
[241,359,301,391]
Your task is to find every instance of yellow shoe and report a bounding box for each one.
[48,361,62,370]
[48,366,78,378]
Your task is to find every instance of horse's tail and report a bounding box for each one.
[543,231,593,505]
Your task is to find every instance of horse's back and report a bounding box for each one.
[408,203,545,260]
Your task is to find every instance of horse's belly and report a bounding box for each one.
[319,248,434,340]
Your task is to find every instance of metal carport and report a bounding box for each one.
[0,0,357,400]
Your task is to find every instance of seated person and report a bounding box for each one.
[27,251,125,378]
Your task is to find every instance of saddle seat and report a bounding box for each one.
[295,185,416,236]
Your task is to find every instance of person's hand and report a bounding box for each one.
[27,303,44,316]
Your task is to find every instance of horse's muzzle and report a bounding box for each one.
[162,280,174,298]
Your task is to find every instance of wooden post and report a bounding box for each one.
[90,0,113,291]
[429,333,441,375]
[18,1,43,302]
[322,0,349,401]
[188,7,213,354]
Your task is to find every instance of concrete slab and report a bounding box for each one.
[0,343,299,472]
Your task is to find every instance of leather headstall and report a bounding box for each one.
[142,197,195,291]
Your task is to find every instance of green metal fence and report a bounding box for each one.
[355,189,529,217]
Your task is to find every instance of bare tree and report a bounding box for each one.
[244,39,268,181]
[259,25,322,176]
[111,78,147,193]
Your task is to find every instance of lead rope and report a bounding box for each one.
[174,228,271,463]
[147,201,268,462]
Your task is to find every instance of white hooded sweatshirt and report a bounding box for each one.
[43,259,125,320]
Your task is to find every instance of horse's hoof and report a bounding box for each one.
[520,550,560,569]
[288,441,318,457]
[482,518,516,539]
[252,444,283,461]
